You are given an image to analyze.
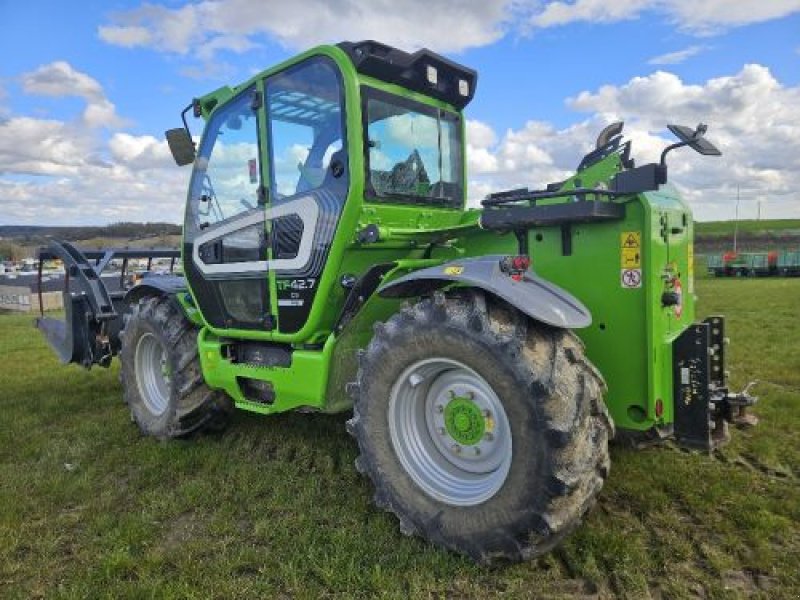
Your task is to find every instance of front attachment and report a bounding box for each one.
[34,240,180,369]
[672,316,757,449]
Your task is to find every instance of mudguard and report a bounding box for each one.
[124,274,187,306]
[378,256,591,329]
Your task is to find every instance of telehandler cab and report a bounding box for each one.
[36,40,756,563]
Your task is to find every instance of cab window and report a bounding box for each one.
[364,88,463,208]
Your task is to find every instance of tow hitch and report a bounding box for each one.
[673,316,758,449]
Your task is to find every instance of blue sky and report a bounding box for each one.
[1,0,799,225]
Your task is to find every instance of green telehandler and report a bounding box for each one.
[36,40,756,563]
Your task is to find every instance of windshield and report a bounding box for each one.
[364,89,463,208]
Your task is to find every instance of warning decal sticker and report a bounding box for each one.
[620,232,642,287]
[621,247,641,268]
[621,269,642,288]
[621,231,641,249]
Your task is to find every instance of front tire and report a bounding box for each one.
[120,295,231,439]
[348,292,613,564]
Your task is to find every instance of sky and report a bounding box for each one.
[0,0,799,225]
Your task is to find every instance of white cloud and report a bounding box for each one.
[94,0,800,80]
[21,61,104,100]
[465,64,800,219]
[0,126,189,225]
[1,63,187,225]
[529,0,800,34]
[648,45,707,65]
[20,62,127,128]
[0,117,96,176]
[108,133,175,170]
[179,60,236,81]
[98,0,512,55]
[96,25,152,47]
[0,82,8,118]
[530,0,649,28]
[665,0,800,34]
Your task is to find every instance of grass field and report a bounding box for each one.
[695,219,800,237]
[1,277,798,598]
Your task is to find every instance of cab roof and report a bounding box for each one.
[337,40,477,109]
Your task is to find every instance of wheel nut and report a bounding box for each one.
[474,447,481,456]
[484,432,494,442]
[436,405,444,413]
[482,409,491,418]
[467,391,475,400]
[448,390,456,399]
[452,444,462,454]
[438,427,446,435]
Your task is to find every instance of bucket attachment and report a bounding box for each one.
[34,240,180,369]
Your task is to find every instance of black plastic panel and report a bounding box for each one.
[338,40,477,109]
[480,201,625,231]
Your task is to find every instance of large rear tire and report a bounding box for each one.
[348,291,613,564]
[120,295,232,439]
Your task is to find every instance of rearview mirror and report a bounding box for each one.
[667,124,721,156]
[165,128,196,166]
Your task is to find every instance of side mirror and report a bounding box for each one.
[165,128,196,166]
[666,123,721,157]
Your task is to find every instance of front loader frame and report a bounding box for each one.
[35,240,180,368]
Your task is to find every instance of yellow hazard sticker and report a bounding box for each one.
[620,232,642,278]
[443,265,464,276]
[621,247,641,268]
[621,231,641,249]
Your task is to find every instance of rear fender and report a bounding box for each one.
[378,256,591,329]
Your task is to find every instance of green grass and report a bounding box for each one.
[696,219,800,237]
[1,278,799,598]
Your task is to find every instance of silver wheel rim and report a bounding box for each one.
[134,332,171,416]
[388,358,512,507]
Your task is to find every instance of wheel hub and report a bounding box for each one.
[444,396,485,446]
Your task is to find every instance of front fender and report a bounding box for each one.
[378,256,591,329]
[123,274,187,306]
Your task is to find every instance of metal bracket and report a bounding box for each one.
[673,315,758,450]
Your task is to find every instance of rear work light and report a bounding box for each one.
[499,255,531,281]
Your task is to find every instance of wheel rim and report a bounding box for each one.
[388,358,512,507]
[134,332,171,416]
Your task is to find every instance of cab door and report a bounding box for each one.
[184,57,349,335]
[263,57,349,333]
[183,85,272,330]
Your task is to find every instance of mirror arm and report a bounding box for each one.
[660,140,690,168]
[180,103,196,150]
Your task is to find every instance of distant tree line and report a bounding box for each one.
[0,222,182,244]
